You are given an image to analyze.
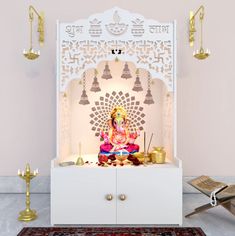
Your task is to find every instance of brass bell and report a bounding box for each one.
[76,157,84,166]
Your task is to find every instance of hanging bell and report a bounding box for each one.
[79,90,90,105]
[101,62,112,80]
[132,75,143,92]
[144,89,154,105]
[90,76,101,92]
[121,62,132,79]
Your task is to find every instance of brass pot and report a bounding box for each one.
[152,147,166,164]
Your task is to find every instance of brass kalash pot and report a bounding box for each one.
[151,147,166,164]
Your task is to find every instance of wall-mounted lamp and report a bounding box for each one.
[189,5,210,60]
[23,5,44,60]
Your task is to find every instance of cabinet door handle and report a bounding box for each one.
[106,194,113,201]
[119,194,126,201]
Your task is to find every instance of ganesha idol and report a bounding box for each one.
[99,106,140,162]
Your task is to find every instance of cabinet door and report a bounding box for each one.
[116,167,182,224]
[51,167,116,224]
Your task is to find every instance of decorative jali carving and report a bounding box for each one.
[89,91,145,137]
[162,92,173,158]
[60,39,173,91]
[59,92,71,159]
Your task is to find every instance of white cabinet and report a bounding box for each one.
[116,167,182,224]
[51,158,182,225]
[51,167,116,224]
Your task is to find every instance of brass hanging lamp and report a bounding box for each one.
[23,5,44,60]
[189,5,210,60]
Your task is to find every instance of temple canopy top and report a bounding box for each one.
[58,7,176,92]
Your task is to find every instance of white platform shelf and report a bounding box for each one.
[51,156,182,225]
[52,154,181,169]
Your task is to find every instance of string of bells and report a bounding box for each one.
[79,62,154,105]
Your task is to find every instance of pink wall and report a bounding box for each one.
[1,0,235,176]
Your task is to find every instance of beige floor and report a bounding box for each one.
[0,193,235,236]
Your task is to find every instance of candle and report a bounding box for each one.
[79,142,81,157]
[36,169,39,174]
[18,169,20,175]
[33,170,36,176]
[147,133,154,154]
[22,171,24,176]
[144,132,146,155]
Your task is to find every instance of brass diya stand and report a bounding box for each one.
[18,164,38,222]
